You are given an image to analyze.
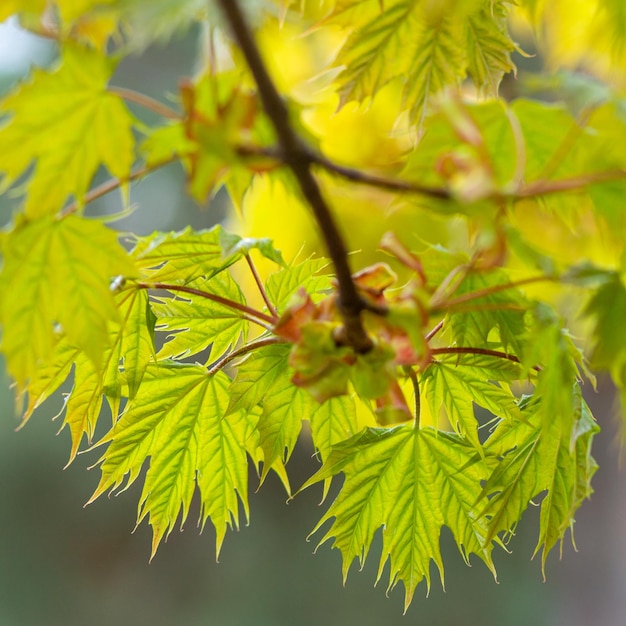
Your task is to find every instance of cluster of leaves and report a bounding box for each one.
[1,0,626,611]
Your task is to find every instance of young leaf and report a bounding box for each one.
[328,0,515,124]
[302,425,496,610]
[265,257,332,311]
[0,44,135,218]
[226,343,293,414]
[151,273,248,363]
[0,215,136,388]
[481,389,599,573]
[89,365,251,558]
[422,361,521,449]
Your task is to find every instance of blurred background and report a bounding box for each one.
[1,13,626,626]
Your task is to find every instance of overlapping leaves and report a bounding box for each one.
[320,0,516,124]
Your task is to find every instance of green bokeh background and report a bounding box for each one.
[1,18,625,626]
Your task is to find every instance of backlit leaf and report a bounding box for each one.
[302,425,496,611]
[0,44,135,218]
[90,365,250,557]
[0,215,136,388]
[152,273,248,362]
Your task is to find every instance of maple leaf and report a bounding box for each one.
[302,425,496,611]
[326,0,515,124]
[0,44,135,218]
[89,365,251,557]
[265,258,332,311]
[151,273,248,363]
[422,361,522,450]
[0,215,136,389]
[481,388,599,574]
[227,343,311,484]
[131,225,284,283]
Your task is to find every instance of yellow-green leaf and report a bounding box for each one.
[301,425,496,611]
[89,365,250,558]
[0,215,136,388]
[0,44,135,218]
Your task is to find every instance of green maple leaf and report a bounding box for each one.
[327,0,515,124]
[445,269,528,356]
[309,395,361,498]
[131,225,283,283]
[466,1,516,95]
[0,44,135,218]
[481,388,599,574]
[227,343,314,484]
[422,361,521,450]
[584,273,626,371]
[0,215,136,389]
[89,364,251,557]
[301,425,496,611]
[152,273,248,363]
[265,257,332,311]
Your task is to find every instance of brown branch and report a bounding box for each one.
[109,86,181,120]
[217,0,372,353]
[208,336,285,375]
[61,157,177,217]
[425,320,444,342]
[309,153,451,199]
[431,346,542,372]
[136,281,275,325]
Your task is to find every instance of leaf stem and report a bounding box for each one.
[441,275,555,309]
[217,0,372,353]
[404,366,421,428]
[425,320,444,342]
[515,170,626,198]
[136,281,276,325]
[208,336,285,375]
[109,86,181,120]
[431,346,521,365]
[245,254,279,319]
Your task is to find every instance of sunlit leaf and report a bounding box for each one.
[0,44,135,218]
[0,215,136,388]
[302,425,496,611]
[90,365,251,557]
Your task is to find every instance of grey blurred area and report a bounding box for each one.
[1,16,625,626]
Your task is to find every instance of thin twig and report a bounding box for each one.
[217,0,372,353]
[208,336,285,375]
[136,281,275,325]
[109,86,181,120]
[404,366,421,428]
[245,254,279,319]
[61,158,178,217]
[425,320,444,342]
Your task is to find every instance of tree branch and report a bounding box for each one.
[216,0,372,352]
[61,157,178,217]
